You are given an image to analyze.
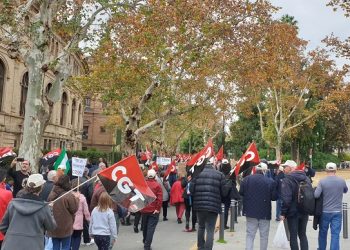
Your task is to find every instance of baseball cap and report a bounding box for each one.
[147,169,157,178]
[256,162,268,170]
[222,159,229,164]
[27,174,46,188]
[326,162,337,171]
[281,160,297,168]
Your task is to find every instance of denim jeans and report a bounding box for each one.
[287,213,309,250]
[52,236,71,250]
[71,230,82,250]
[142,213,159,250]
[276,199,282,220]
[318,212,342,250]
[197,211,218,250]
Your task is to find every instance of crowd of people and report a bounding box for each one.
[0,155,349,250]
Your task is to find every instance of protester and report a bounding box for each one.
[134,165,149,233]
[190,159,229,250]
[71,180,91,250]
[182,174,197,232]
[89,192,117,250]
[0,173,56,250]
[304,162,316,183]
[7,158,30,197]
[91,162,107,177]
[141,169,163,250]
[239,163,277,250]
[0,169,13,248]
[274,165,285,221]
[157,171,170,221]
[170,175,186,224]
[47,175,79,250]
[280,160,310,250]
[314,162,348,250]
[40,170,57,201]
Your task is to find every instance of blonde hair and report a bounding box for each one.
[97,192,113,212]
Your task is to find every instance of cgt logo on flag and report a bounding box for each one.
[98,155,156,212]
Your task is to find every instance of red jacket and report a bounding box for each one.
[141,179,162,214]
[170,180,184,205]
[0,182,13,241]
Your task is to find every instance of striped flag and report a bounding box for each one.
[53,148,70,174]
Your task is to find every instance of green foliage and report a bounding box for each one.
[180,130,204,154]
[338,152,350,161]
[312,152,340,169]
[67,149,108,164]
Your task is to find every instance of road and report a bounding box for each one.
[84,180,350,250]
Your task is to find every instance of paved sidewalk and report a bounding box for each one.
[213,180,350,250]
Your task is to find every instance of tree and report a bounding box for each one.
[0,1,139,171]
[76,0,275,154]
[233,22,346,160]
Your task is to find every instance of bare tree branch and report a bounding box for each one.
[283,112,318,135]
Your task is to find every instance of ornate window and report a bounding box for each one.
[20,72,29,116]
[77,104,82,129]
[0,60,5,111]
[60,92,68,126]
[71,98,76,126]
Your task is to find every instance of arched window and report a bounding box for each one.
[77,104,82,129]
[45,83,52,95]
[0,60,5,111]
[60,92,68,126]
[71,98,76,126]
[20,72,29,116]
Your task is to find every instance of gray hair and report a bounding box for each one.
[47,170,57,182]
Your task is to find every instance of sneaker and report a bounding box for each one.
[224,226,229,230]
[134,227,139,233]
[85,239,95,246]
[177,218,182,224]
[190,228,196,232]
[163,217,168,221]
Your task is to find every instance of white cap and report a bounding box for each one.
[281,160,297,168]
[260,162,268,170]
[326,162,337,171]
[279,166,284,172]
[222,159,229,164]
[27,174,46,188]
[147,169,156,178]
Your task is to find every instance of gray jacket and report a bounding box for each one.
[0,193,56,250]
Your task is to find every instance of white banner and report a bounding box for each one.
[72,157,87,177]
[156,157,171,166]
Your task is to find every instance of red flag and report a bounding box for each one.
[234,142,260,176]
[216,146,224,161]
[0,147,16,161]
[296,162,305,171]
[98,155,156,212]
[186,139,214,166]
[149,162,159,172]
[40,148,62,166]
[164,160,176,180]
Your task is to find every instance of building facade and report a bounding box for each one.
[0,40,86,151]
[82,98,115,152]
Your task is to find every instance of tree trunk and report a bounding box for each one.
[291,139,298,162]
[275,135,282,161]
[18,50,50,172]
[124,117,139,155]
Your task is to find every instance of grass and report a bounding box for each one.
[313,169,350,186]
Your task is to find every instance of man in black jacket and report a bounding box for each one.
[239,163,277,250]
[280,160,311,250]
[190,161,228,250]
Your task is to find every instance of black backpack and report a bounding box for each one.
[296,180,315,215]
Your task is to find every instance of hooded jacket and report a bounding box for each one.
[0,193,56,250]
[281,170,310,217]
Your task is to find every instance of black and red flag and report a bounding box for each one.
[233,142,260,177]
[216,146,224,161]
[164,160,176,180]
[0,147,16,163]
[186,139,214,177]
[97,155,156,212]
[40,148,62,167]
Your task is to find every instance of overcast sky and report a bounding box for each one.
[270,0,349,57]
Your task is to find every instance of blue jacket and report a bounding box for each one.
[239,173,277,220]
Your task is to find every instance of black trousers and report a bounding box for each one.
[142,213,159,250]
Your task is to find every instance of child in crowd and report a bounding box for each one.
[89,192,117,250]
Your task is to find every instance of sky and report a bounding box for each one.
[270,0,350,65]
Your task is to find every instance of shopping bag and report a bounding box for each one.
[273,221,290,249]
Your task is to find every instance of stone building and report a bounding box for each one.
[82,97,115,152]
[0,40,87,151]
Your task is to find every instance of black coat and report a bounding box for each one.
[239,173,277,220]
[190,165,228,214]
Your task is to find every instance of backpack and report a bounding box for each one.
[296,180,315,215]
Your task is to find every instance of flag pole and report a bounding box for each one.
[49,175,97,205]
